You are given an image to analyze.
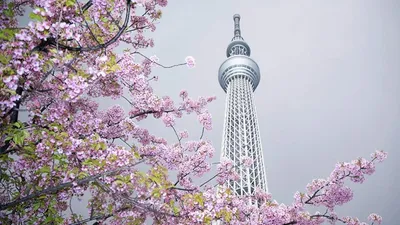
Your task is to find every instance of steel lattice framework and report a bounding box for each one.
[218,14,268,199]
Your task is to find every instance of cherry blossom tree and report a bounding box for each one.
[0,0,387,224]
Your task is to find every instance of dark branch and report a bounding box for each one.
[0,86,23,154]
[81,0,93,12]
[130,109,174,119]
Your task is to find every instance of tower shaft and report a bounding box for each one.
[221,75,268,196]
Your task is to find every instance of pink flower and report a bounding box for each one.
[149,55,159,66]
[179,90,188,99]
[179,130,189,139]
[105,105,125,123]
[368,213,382,224]
[371,150,388,162]
[241,156,253,167]
[185,56,196,68]
[98,55,108,62]
[156,0,168,7]
[162,113,175,127]
[197,111,212,130]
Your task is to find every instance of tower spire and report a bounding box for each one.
[233,14,243,40]
[226,14,251,57]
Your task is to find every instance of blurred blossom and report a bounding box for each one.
[185,56,196,68]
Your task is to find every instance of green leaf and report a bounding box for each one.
[29,12,43,21]
[11,127,28,146]
[0,28,18,41]
[152,188,161,198]
[100,142,107,150]
[224,211,233,222]
[0,154,13,163]
[150,176,161,185]
[54,216,64,223]
[13,121,22,128]
[4,3,15,17]
[38,166,51,174]
[33,202,41,211]
[78,171,88,179]
[44,216,54,224]
[23,130,29,138]
[2,67,15,76]
[203,216,212,225]
[92,143,100,151]
[66,0,75,7]
[194,193,204,207]
[4,89,16,95]
[13,133,23,145]
[0,54,11,65]
[172,206,180,216]
[82,159,93,166]
[64,53,74,61]
[114,180,124,186]
[107,204,113,213]
[4,8,14,17]
[49,48,58,54]
[4,136,12,141]
[24,145,34,152]
[169,200,180,216]
[133,151,141,159]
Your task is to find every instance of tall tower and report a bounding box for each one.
[219,14,268,198]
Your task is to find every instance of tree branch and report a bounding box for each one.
[199,127,205,140]
[69,211,118,225]
[170,125,182,146]
[133,52,187,69]
[130,109,174,119]
[0,87,23,154]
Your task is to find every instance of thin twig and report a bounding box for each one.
[76,0,101,46]
[133,52,187,69]
[170,125,182,146]
[199,127,205,140]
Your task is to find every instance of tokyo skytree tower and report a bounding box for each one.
[218,14,268,197]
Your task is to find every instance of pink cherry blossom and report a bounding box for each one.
[368,213,383,224]
[197,111,212,130]
[149,55,160,67]
[162,113,175,127]
[241,156,253,167]
[185,56,196,68]
[179,130,189,139]
[179,90,189,99]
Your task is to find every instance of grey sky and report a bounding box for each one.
[135,0,400,223]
